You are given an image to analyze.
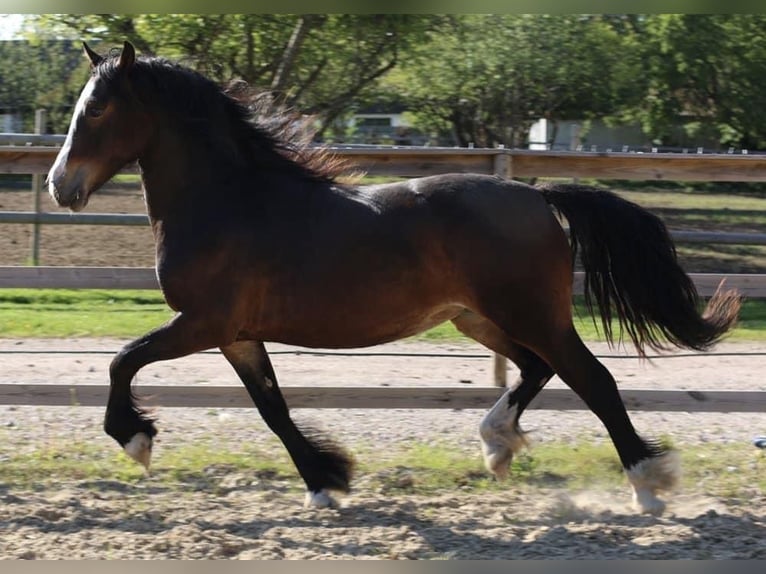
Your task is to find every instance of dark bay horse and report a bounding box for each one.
[48,41,740,514]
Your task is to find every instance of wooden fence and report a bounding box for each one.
[1,384,764,413]
[6,141,766,180]
[1,141,765,407]
[1,266,765,299]
[2,143,766,297]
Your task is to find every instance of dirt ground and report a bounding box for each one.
[1,338,766,559]
[0,186,156,267]
[1,185,766,558]
[2,481,764,559]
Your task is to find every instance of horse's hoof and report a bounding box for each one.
[124,432,153,469]
[625,450,679,515]
[304,489,339,509]
[633,490,666,516]
[478,402,525,481]
[481,442,512,480]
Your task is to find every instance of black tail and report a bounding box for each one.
[539,183,741,355]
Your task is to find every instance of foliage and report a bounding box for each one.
[5,15,766,149]
[623,14,766,149]
[0,39,88,132]
[380,15,641,147]
[25,14,438,137]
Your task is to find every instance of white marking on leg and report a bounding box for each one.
[124,432,153,470]
[625,450,681,515]
[479,389,526,479]
[304,489,339,509]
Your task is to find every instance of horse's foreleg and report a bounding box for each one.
[106,312,231,469]
[220,340,354,508]
[452,311,554,478]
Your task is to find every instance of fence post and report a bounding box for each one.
[491,149,512,387]
[29,109,47,266]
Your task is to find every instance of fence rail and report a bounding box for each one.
[2,145,766,253]
[0,211,148,226]
[3,211,766,247]
[1,384,764,412]
[2,145,766,297]
[2,142,764,392]
[2,266,765,297]
[0,133,64,146]
[6,144,766,180]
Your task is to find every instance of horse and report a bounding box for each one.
[48,41,741,514]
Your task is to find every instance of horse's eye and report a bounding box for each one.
[86,104,105,118]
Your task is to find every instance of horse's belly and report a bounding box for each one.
[247,303,464,349]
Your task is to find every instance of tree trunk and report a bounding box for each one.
[270,15,326,93]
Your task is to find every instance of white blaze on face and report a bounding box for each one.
[47,78,97,199]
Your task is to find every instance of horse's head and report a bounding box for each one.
[48,41,152,211]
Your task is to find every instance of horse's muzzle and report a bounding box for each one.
[47,164,90,212]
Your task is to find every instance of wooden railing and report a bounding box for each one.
[2,145,765,296]
[1,142,764,394]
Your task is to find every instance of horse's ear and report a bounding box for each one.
[82,42,103,67]
[117,41,136,71]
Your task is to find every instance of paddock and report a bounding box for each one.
[1,336,765,559]
[2,142,766,557]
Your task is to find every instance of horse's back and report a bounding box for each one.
[361,173,559,235]
[369,173,570,265]
[355,172,574,308]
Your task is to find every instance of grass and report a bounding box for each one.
[616,187,766,215]
[419,298,766,343]
[0,289,174,338]
[1,288,764,341]
[1,432,763,503]
[0,440,298,492]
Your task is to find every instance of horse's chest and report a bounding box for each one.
[151,224,246,312]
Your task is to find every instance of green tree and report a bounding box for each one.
[0,39,86,133]
[381,15,639,147]
[27,14,436,137]
[632,14,766,150]
[25,13,766,151]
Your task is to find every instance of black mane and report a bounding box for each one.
[95,53,349,185]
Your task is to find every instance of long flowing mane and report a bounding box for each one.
[96,52,351,184]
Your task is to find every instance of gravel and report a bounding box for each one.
[1,337,765,559]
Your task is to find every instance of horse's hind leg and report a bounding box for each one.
[452,311,554,479]
[220,340,354,508]
[528,326,680,514]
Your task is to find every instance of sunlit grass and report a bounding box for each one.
[1,432,763,502]
[0,289,173,338]
[0,289,763,341]
[615,187,766,213]
[413,298,766,343]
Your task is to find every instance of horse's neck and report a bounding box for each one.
[136,123,316,222]
[137,129,217,220]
